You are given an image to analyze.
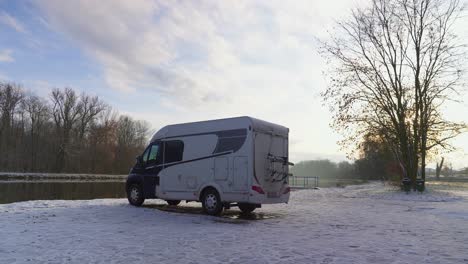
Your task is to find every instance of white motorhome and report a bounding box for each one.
[126,116,291,215]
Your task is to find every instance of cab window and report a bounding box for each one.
[141,147,151,163]
[147,144,160,165]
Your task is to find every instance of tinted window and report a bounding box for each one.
[147,144,160,164]
[213,137,245,153]
[164,140,184,163]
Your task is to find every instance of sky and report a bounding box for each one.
[0,0,468,168]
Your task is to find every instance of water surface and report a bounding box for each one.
[0,180,126,204]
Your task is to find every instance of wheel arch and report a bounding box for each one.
[198,183,223,202]
[126,174,143,191]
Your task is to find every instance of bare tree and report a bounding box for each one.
[0,83,150,174]
[77,93,107,140]
[0,83,24,129]
[114,116,150,174]
[22,95,50,171]
[50,88,81,172]
[88,107,118,173]
[321,0,466,184]
[75,93,107,170]
[0,83,24,169]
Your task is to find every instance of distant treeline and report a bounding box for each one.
[0,82,150,174]
[290,158,401,181]
[426,167,468,177]
[291,158,468,181]
[291,160,355,179]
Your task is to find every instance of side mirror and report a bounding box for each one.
[136,155,143,165]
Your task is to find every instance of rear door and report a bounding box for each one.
[254,133,288,197]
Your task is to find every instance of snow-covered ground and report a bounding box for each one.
[1,183,467,264]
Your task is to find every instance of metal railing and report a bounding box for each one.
[289,176,319,189]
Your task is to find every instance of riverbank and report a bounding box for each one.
[0,172,127,182]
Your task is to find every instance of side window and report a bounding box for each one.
[147,144,160,165]
[164,140,184,164]
[142,147,151,163]
[214,137,245,153]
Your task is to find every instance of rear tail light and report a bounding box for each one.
[251,185,265,194]
[283,187,291,194]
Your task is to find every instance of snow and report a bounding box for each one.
[1,183,468,264]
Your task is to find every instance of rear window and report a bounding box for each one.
[164,140,184,163]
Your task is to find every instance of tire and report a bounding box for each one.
[238,203,256,214]
[166,200,181,206]
[201,188,223,215]
[127,184,145,206]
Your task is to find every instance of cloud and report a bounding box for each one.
[0,11,27,33]
[0,49,14,62]
[35,1,345,103]
[34,0,360,160]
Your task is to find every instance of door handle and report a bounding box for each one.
[178,174,182,181]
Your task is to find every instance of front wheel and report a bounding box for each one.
[201,189,223,215]
[127,184,145,206]
[238,203,256,214]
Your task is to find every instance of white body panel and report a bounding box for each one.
[152,116,290,205]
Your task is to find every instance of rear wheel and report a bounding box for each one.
[127,184,144,206]
[166,200,181,206]
[201,188,223,215]
[238,203,256,214]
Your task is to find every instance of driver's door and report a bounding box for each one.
[142,142,163,198]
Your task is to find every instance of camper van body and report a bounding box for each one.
[126,116,290,214]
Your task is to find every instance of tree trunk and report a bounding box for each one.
[436,157,444,180]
